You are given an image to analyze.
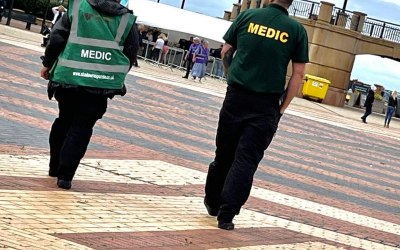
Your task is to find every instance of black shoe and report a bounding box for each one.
[182,76,188,79]
[218,221,234,230]
[361,117,367,123]
[204,199,218,216]
[217,210,235,230]
[48,169,57,177]
[57,179,72,190]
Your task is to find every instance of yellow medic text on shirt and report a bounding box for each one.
[247,22,289,43]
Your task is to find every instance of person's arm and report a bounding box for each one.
[279,62,305,114]
[41,14,71,79]
[185,45,192,60]
[192,48,196,62]
[52,6,58,15]
[221,43,235,76]
[123,24,139,70]
[192,46,200,62]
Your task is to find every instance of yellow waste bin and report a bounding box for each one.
[302,74,330,102]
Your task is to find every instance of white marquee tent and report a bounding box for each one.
[128,0,232,44]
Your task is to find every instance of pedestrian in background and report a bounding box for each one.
[384,90,397,128]
[182,37,200,79]
[133,24,144,68]
[211,44,224,78]
[361,85,376,123]
[204,0,309,230]
[40,0,138,190]
[191,40,209,83]
[161,40,169,64]
[151,34,165,62]
[41,4,67,47]
[51,5,67,28]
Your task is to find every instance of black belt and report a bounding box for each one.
[229,84,282,99]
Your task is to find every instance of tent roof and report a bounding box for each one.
[128,0,232,43]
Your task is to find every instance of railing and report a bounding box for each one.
[331,7,366,32]
[288,0,320,19]
[287,0,400,44]
[363,18,400,43]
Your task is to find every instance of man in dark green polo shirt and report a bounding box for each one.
[204,0,309,230]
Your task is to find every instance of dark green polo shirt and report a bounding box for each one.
[223,4,309,93]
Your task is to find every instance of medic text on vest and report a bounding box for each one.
[247,22,289,43]
[81,49,112,61]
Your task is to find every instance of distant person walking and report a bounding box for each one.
[134,24,146,68]
[182,37,200,79]
[161,40,169,64]
[204,0,309,230]
[51,5,67,28]
[361,85,376,123]
[212,44,224,78]
[40,0,138,190]
[41,5,67,47]
[191,40,209,83]
[151,34,164,62]
[384,90,397,128]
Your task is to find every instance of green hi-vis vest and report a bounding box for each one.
[50,0,136,89]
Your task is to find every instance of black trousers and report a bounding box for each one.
[361,104,372,120]
[151,48,161,62]
[205,85,281,221]
[49,89,107,181]
[133,49,139,67]
[183,59,193,78]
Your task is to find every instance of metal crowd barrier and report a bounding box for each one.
[138,40,186,69]
[138,39,226,81]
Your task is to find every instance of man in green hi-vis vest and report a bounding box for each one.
[40,0,139,190]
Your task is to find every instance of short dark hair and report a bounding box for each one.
[276,0,293,7]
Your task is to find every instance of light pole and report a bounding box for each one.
[335,0,348,25]
[342,0,348,11]
[41,0,51,32]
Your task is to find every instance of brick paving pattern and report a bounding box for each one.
[0,23,399,249]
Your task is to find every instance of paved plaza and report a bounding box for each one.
[0,22,399,249]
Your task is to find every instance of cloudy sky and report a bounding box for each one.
[149,0,400,91]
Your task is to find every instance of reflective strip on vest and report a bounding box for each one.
[68,0,127,50]
[58,58,130,73]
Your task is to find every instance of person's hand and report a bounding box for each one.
[276,110,284,124]
[41,67,50,80]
